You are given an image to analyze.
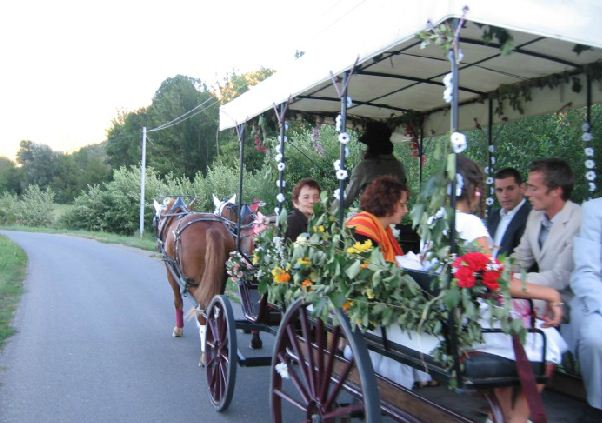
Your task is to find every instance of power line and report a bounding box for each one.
[148,96,219,133]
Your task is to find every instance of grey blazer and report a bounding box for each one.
[511,200,581,305]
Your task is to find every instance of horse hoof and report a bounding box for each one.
[199,352,207,367]
[250,336,263,350]
[172,327,183,337]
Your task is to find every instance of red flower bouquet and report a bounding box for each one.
[452,252,503,292]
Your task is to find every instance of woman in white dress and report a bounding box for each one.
[455,155,566,423]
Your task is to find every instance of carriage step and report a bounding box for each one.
[236,350,272,367]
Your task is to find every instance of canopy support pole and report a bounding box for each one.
[338,72,350,226]
[486,96,495,217]
[419,123,425,186]
[448,17,462,389]
[585,68,596,200]
[274,102,289,235]
[236,123,246,251]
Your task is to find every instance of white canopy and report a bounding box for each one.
[220,0,602,134]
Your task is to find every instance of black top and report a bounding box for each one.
[486,200,531,257]
[285,208,309,241]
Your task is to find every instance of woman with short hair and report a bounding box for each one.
[285,178,321,241]
[345,175,408,263]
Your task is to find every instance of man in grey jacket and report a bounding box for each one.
[511,158,581,314]
[570,197,602,422]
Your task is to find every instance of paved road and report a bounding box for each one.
[0,231,274,423]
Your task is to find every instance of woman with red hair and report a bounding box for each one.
[345,175,408,263]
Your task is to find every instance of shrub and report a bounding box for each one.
[0,192,18,225]
[14,185,55,227]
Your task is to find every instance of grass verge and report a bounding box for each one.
[0,235,27,349]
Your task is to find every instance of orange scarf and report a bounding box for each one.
[346,211,403,263]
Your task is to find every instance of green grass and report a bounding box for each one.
[0,235,27,348]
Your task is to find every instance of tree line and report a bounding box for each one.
[0,66,600,235]
[0,69,274,203]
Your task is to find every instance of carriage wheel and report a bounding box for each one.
[205,295,238,412]
[270,299,381,422]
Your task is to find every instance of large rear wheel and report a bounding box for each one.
[270,299,381,422]
[205,295,237,411]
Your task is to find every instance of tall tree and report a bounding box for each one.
[105,108,148,169]
[146,75,219,177]
[16,140,58,189]
[0,157,21,194]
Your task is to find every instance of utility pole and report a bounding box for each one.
[139,127,147,237]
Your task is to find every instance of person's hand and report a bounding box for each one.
[541,300,563,328]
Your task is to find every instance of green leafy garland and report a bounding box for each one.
[227,176,524,384]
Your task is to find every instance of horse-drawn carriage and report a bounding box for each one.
[155,2,602,421]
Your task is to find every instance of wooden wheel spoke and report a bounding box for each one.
[299,307,317,394]
[272,388,308,412]
[206,354,217,367]
[217,309,228,344]
[319,325,340,402]
[218,365,227,399]
[208,360,218,385]
[316,318,325,394]
[322,401,364,419]
[323,359,354,410]
[207,317,219,342]
[277,352,310,405]
[286,324,313,394]
[212,368,220,399]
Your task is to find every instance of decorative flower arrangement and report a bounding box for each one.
[452,252,503,292]
[247,194,443,334]
[227,148,521,383]
[226,250,255,285]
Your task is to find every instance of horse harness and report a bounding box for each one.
[156,208,256,297]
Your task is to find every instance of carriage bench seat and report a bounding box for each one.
[363,328,547,391]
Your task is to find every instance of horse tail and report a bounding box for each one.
[195,225,231,309]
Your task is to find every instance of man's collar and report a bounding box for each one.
[544,200,569,221]
[500,198,526,217]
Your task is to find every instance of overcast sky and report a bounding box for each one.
[0,0,362,159]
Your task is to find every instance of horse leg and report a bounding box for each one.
[249,330,263,350]
[167,271,184,337]
[197,312,207,367]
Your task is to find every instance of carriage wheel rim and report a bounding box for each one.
[269,299,381,422]
[205,295,237,412]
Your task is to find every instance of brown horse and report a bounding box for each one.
[153,195,256,364]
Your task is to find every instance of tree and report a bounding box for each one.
[214,69,276,170]
[215,68,274,104]
[0,157,21,194]
[71,143,112,190]
[145,75,219,178]
[16,140,58,189]
[105,108,148,169]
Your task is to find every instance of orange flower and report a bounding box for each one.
[301,279,313,290]
[360,262,369,270]
[342,300,352,312]
[275,271,291,284]
[271,266,291,284]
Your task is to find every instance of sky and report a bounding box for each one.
[0,0,362,160]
